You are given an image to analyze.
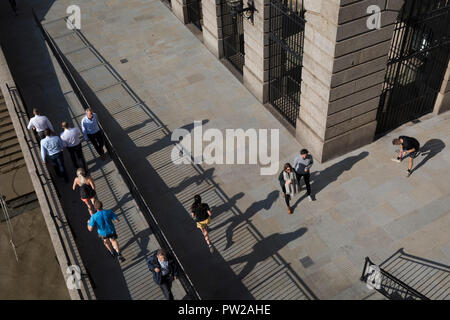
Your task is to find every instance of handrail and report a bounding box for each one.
[5,82,86,300]
[361,256,430,300]
[32,9,200,300]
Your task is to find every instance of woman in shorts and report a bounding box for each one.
[72,168,96,215]
[190,194,214,253]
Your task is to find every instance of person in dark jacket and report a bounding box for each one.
[278,163,297,214]
[146,249,179,300]
[392,136,420,177]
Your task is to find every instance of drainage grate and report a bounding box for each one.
[120,58,128,64]
[300,256,314,268]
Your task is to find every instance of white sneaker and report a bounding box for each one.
[308,195,314,202]
[391,158,401,163]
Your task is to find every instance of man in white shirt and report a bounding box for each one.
[27,108,54,143]
[60,121,87,172]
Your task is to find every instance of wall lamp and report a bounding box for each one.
[226,0,258,24]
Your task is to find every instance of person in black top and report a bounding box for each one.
[191,194,214,253]
[72,168,97,215]
[146,248,179,300]
[392,136,420,176]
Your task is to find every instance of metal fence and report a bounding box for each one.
[6,82,91,300]
[221,0,245,73]
[376,0,450,134]
[187,0,202,31]
[268,0,305,127]
[361,257,430,300]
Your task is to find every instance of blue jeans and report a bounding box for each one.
[49,152,68,182]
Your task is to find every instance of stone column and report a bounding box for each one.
[242,0,270,103]
[296,0,403,162]
[172,0,189,24]
[202,0,224,58]
[433,58,450,115]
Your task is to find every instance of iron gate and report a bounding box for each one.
[268,0,305,127]
[187,0,202,31]
[376,0,450,134]
[221,1,245,73]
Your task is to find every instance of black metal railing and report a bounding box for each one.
[361,257,430,300]
[187,0,202,31]
[268,0,305,127]
[32,10,200,300]
[222,0,245,73]
[376,0,450,135]
[6,82,89,300]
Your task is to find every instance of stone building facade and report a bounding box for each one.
[167,0,450,162]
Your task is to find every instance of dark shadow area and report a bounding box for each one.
[210,190,279,250]
[379,248,449,300]
[411,139,446,174]
[227,228,307,280]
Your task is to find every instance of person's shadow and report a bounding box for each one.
[169,168,215,194]
[292,151,369,208]
[227,228,308,280]
[209,190,279,250]
[411,139,445,174]
[210,192,245,219]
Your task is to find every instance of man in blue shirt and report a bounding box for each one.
[87,200,125,262]
[41,129,69,182]
[81,108,105,160]
[293,149,315,201]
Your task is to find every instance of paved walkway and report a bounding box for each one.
[2,0,449,299]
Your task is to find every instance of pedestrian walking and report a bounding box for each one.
[27,108,54,144]
[40,129,69,182]
[293,149,315,201]
[87,200,126,262]
[278,163,297,214]
[146,248,179,300]
[81,108,105,160]
[72,168,96,215]
[190,194,214,253]
[60,121,87,172]
[392,136,421,177]
[9,0,18,16]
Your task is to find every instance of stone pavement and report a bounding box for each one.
[2,0,449,299]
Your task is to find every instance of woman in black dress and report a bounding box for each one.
[72,168,96,215]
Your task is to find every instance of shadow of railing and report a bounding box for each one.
[35,11,318,299]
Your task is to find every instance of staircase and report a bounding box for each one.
[0,89,39,221]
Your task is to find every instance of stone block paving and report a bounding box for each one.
[1,0,449,300]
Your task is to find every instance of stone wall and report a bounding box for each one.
[434,58,450,115]
[296,0,404,162]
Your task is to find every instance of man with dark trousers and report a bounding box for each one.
[293,149,315,201]
[40,129,69,183]
[60,121,87,172]
[146,248,179,300]
[392,136,420,177]
[81,108,105,160]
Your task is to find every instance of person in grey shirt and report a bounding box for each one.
[41,129,68,182]
[293,149,315,201]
